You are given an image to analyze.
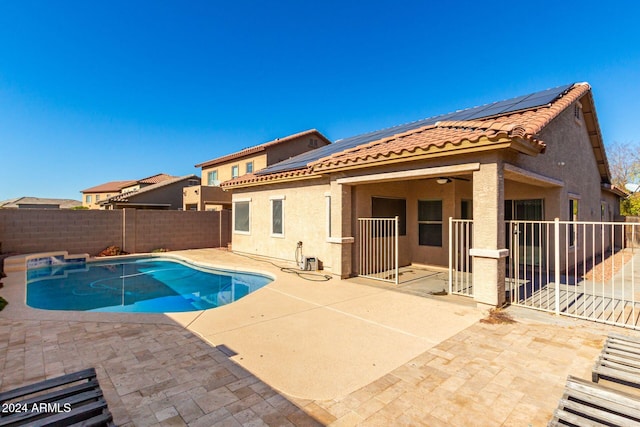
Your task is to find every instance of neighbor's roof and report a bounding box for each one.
[223,83,610,188]
[81,180,135,193]
[81,173,174,193]
[100,174,198,204]
[136,173,174,185]
[0,197,82,209]
[194,129,331,169]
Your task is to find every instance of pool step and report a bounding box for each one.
[4,252,89,273]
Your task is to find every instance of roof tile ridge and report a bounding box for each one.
[435,119,529,138]
[521,83,590,135]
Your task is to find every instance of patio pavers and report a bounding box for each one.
[0,304,629,426]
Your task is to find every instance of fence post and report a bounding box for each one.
[554,217,560,315]
[449,217,453,295]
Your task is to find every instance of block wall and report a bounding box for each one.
[0,209,230,255]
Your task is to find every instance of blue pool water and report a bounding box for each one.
[26,257,272,313]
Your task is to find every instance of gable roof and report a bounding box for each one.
[194,129,331,169]
[311,83,588,173]
[99,174,198,204]
[223,83,612,189]
[136,173,174,185]
[81,180,135,193]
[81,173,175,194]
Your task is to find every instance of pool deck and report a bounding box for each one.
[1,248,638,426]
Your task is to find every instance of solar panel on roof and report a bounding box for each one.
[256,83,574,176]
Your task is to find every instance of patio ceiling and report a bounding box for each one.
[335,163,480,185]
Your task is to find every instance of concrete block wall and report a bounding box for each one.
[132,210,230,253]
[0,209,230,256]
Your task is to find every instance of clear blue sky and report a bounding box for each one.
[1,1,639,201]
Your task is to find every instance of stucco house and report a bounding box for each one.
[185,129,331,211]
[81,173,175,209]
[221,82,625,307]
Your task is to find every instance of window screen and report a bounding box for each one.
[234,201,250,232]
[272,199,283,235]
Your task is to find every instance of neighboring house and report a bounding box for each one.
[185,129,331,211]
[99,174,199,210]
[221,82,625,307]
[81,174,174,209]
[80,181,133,209]
[0,197,82,209]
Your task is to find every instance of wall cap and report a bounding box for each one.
[469,248,509,259]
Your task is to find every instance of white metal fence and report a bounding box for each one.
[357,217,399,284]
[448,218,640,329]
[506,220,640,329]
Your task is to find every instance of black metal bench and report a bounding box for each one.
[548,375,640,426]
[592,332,640,388]
[0,367,115,426]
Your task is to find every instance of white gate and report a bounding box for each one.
[507,219,640,330]
[357,217,399,284]
[449,219,473,297]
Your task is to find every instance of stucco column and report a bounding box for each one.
[471,161,507,307]
[328,179,354,278]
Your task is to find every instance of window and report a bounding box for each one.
[270,195,285,237]
[418,200,443,246]
[231,165,239,178]
[96,195,101,202]
[85,195,92,204]
[207,170,218,186]
[569,198,579,247]
[371,197,406,236]
[325,193,332,238]
[233,199,251,234]
[246,162,253,174]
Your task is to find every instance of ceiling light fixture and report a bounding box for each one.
[436,178,451,185]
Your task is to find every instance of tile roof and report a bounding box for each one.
[220,168,318,188]
[100,174,198,203]
[137,173,174,185]
[81,180,135,193]
[81,174,175,193]
[222,83,595,188]
[194,129,331,169]
[312,84,588,172]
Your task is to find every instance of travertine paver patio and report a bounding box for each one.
[0,308,632,426]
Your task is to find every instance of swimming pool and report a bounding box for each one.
[26,257,272,313]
